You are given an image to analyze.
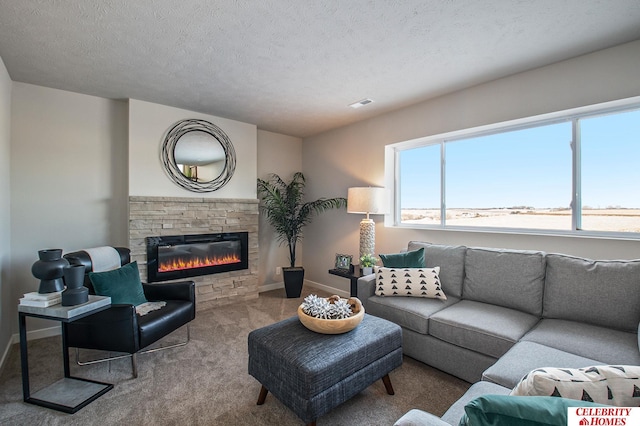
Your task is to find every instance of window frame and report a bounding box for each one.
[384,96,640,240]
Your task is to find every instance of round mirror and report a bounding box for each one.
[161,119,236,192]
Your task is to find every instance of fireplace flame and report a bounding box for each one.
[159,253,241,273]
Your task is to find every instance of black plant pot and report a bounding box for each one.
[283,267,304,298]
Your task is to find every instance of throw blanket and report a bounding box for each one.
[136,301,166,316]
[85,246,121,272]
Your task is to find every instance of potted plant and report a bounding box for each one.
[257,172,347,298]
[359,253,378,276]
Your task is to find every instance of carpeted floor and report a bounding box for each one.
[0,287,470,425]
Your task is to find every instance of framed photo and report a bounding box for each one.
[335,253,352,270]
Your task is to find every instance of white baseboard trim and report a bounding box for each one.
[304,280,349,298]
[11,325,61,345]
[1,326,61,374]
[258,280,348,299]
[258,282,284,293]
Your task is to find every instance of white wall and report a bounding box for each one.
[9,83,129,335]
[256,130,302,288]
[128,99,257,199]
[302,40,640,294]
[0,57,12,368]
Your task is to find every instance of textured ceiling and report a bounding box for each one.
[1,1,639,138]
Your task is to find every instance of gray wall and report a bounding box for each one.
[0,57,12,369]
[8,83,129,341]
[302,40,640,295]
[256,130,302,288]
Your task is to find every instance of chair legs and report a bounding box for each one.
[74,324,190,378]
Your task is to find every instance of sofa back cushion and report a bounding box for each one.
[543,254,640,332]
[463,247,546,316]
[408,241,466,298]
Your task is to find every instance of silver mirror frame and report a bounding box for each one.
[161,119,236,192]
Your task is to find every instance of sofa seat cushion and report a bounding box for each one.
[482,341,601,389]
[521,319,640,366]
[428,300,539,358]
[366,295,460,335]
[543,253,640,333]
[463,247,546,316]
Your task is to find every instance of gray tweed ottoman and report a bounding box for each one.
[248,313,402,425]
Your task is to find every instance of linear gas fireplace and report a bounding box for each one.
[146,232,249,283]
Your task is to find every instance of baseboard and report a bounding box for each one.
[258,280,348,299]
[0,338,12,376]
[304,280,349,298]
[10,325,61,345]
[258,282,284,293]
[0,325,61,375]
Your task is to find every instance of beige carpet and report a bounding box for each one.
[0,287,470,425]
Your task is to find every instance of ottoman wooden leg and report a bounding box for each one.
[257,385,269,405]
[382,374,395,395]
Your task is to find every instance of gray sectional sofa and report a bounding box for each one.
[356,241,640,425]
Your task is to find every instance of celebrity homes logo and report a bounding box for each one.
[568,407,640,425]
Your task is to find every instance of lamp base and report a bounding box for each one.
[359,218,375,259]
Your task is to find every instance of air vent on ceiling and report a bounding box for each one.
[349,98,374,109]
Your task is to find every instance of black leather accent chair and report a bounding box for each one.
[63,247,196,378]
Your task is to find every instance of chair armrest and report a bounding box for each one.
[357,274,377,311]
[64,304,140,353]
[142,280,195,303]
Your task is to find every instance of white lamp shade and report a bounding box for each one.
[174,131,226,166]
[347,187,387,215]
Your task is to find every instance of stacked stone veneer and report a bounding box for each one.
[129,196,259,311]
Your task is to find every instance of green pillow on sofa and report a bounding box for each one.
[89,261,148,306]
[459,395,609,426]
[379,247,425,268]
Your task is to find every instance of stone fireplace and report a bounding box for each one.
[129,196,259,311]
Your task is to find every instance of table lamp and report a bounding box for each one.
[347,187,387,260]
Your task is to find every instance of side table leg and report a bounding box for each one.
[19,312,30,401]
[350,277,358,297]
[256,385,269,405]
[62,322,70,377]
[382,374,395,395]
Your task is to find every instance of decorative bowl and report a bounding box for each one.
[297,297,365,334]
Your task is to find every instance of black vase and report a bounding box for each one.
[31,249,69,294]
[62,264,89,306]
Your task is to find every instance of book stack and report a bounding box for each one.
[20,291,63,307]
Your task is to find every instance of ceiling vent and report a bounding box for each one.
[349,99,374,109]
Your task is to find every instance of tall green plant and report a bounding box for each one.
[257,172,346,268]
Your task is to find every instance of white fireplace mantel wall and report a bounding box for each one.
[127,100,260,309]
[128,98,257,199]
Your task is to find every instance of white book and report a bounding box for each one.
[23,291,63,301]
[19,297,62,307]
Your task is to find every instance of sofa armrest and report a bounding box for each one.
[394,409,452,426]
[142,280,195,302]
[357,274,376,311]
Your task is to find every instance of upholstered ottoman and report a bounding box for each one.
[248,314,402,425]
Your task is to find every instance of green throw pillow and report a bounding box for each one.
[89,261,148,306]
[379,247,425,268]
[459,395,609,426]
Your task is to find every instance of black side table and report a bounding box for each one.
[19,296,113,413]
[328,268,364,297]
